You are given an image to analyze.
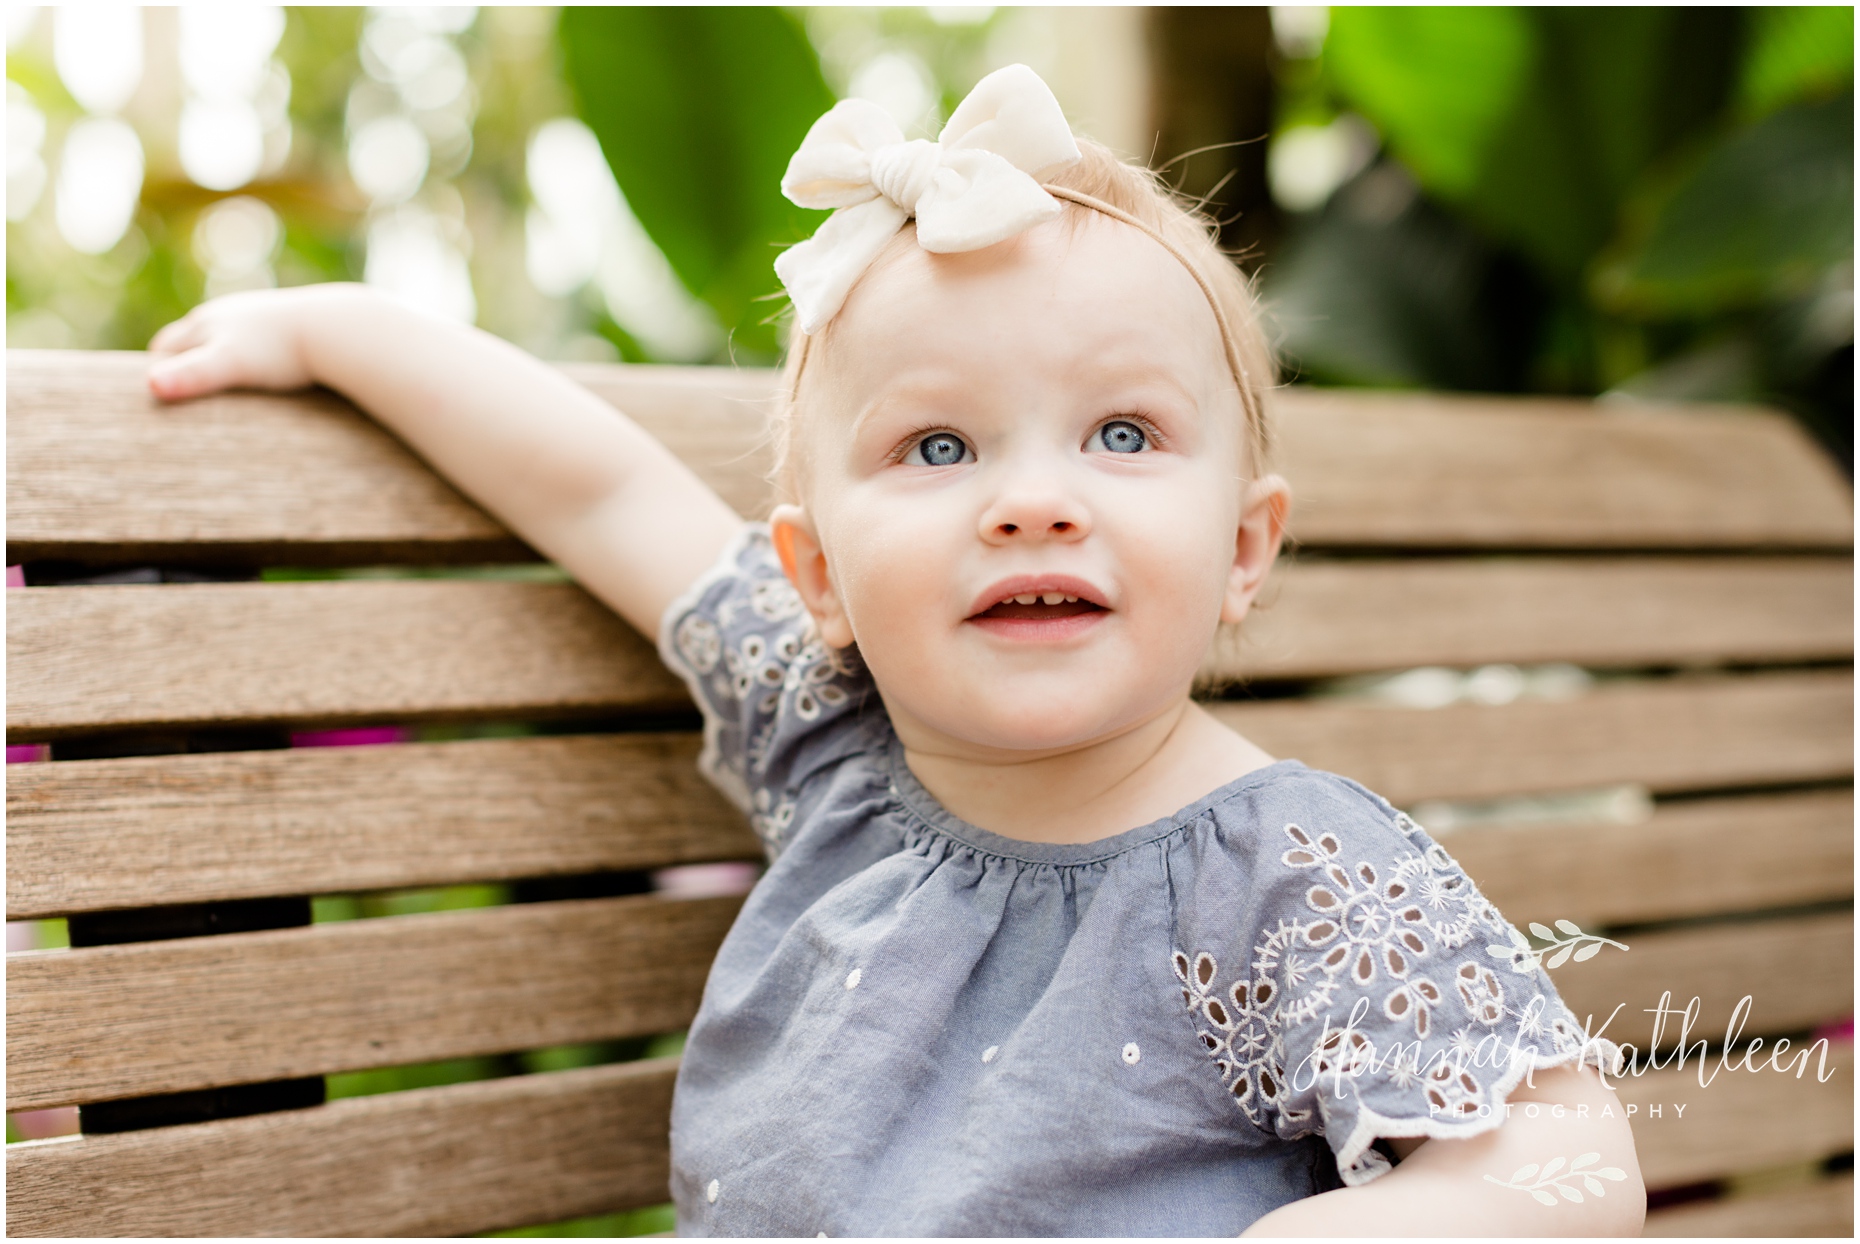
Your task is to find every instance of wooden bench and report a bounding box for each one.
[7,349,1853,1236]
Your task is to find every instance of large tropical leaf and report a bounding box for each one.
[1326,8,1745,280]
[558,7,835,358]
[1738,6,1855,119]
[1323,7,1532,201]
[1609,94,1854,314]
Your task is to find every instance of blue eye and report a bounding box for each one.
[1097,420,1147,453]
[909,432,970,466]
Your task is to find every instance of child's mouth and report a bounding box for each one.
[967,579,1112,640]
[976,593,1106,621]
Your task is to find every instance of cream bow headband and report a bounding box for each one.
[775,63,1258,421]
[776,63,1082,334]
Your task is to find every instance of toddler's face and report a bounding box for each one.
[773,215,1288,758]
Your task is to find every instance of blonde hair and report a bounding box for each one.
[768,137,1277,504]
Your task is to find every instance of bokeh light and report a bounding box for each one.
[54,117,143,254]
[52,3,141,116]
[193,195,282,297]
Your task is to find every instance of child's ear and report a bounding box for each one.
[769,504,856,649]
[1220,475,1292,625]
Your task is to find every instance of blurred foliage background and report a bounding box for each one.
[4,6,1851,1233]
[7,5,1851,461]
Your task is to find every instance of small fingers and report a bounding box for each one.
[147,345,239,403]
[148,313,206,358]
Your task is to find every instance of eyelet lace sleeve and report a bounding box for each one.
[657,524,872,857]
[1173,778,1626,1187]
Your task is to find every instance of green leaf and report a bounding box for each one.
[1463,8,1746,279]
[1611,93,1853,314]
[1325,9,1746,279]
[558,7,836,358]
[1325,7,1534,200]
[1739,6,1855,120]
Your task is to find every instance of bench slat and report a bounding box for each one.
[8,896,1840,1114]
[5,1057,679,1238]
[1549,910,1852,1051]
[12,572,1854,743]
[9,741,1846,926]
[1235,555,1853,679]
[1275,388,1853,549]
[6,672,1847,906]
[1644,1175,1854,1237]
[5,352,778,566]
[6,894,739,1112]
[5,1033,1849,1238]
[1217,668,1853,805]
[6,734,759,920]
[10,352,1850,562]
[7,580,688,741]
[1625,1040,1854,1189]
[1451,789,1854,930]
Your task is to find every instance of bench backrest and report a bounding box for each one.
[7,349,1853,1236]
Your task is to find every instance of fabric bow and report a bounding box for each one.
[776,63,1082,334]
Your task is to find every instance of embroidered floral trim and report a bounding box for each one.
[658,525,863,852]
[1174,810,1621,1185]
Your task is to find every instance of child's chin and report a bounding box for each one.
[943,697,1152,754]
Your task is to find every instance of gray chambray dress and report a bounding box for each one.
[657,525,1625,1237]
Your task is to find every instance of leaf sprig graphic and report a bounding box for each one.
[1483,1152,1628,1205]
[1489,919,1628,970]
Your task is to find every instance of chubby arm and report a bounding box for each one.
[1241,1064,1645,1237]
[148,284,743,641]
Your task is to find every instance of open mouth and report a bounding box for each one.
[975,591,1107,621]
[966,577,1112,639]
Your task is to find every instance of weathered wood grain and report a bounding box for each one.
[1548,911,1853,1052]
[6,733,760,920]
[1449,789,1855,930]
[1274,387,1853,549]
[1215,669,1853,805]
[7,893,739,1111]
[1643,1175,1854,1237]
[5,1057,680,1237]
[7,579,689,741]
[11,743,1844,927]
[5,351,778,566]
[1227,556,1853,680]
[10,353,1850,565]
[1626,1041,1853,1189]
[11,563,1852,767]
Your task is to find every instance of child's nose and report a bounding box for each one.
[978,476,1092,545]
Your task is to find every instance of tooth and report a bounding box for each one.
[1014,594,1038,605]
[1063,595,1077,603]
[1042,592,1064,605]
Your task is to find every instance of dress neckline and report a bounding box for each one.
[881,732,1309,867]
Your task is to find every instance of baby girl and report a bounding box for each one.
[148,66,1641,1237]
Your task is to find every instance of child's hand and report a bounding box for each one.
[147,285,357,402]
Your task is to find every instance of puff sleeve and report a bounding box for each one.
[657,524,873,857]
[1173,775,1627,1187]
